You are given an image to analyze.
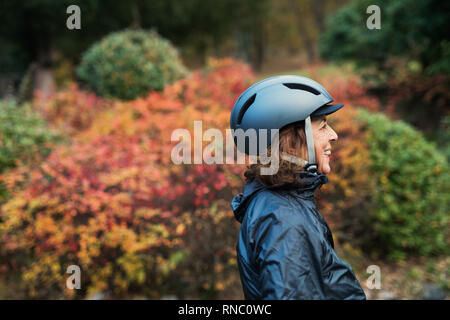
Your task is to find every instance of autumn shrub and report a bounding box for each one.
[33,83,108,136]
[356,109,449,260]
[160,200,243,299]
[0,99,63,202]
[374,71,450,142]
[77,29,188,101]
[0,58,253,298]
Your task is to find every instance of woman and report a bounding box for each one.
[230,75,366,299]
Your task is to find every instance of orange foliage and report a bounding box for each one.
[34,83,108,135]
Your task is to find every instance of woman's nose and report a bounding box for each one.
[329,126,338,141]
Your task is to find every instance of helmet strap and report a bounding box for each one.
[280,152,308,167]
[304,116,318,174]
[278,116,318,174]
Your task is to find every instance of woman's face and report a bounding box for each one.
[312,116,338,174]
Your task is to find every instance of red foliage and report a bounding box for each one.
[0,58,254,298]
[34,83,108,135]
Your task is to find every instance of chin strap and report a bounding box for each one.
[281,116,318,174]
[304,116,318,174]
[280,152,308,167]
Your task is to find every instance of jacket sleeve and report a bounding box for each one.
[252,211,326,299]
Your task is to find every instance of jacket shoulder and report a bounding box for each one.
[244,188,312,230]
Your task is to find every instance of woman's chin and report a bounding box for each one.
[319,164,331,174]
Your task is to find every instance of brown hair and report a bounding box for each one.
[244,121,309,189]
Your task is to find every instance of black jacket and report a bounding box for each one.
[231,172,366,300]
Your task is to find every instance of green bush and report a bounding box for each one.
[319,0,449,76]
[357,109,449,260]
[0,99,63,173]
[0,99,63,201]
[77,29,188,101]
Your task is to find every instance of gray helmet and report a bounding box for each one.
[230,75,343,174]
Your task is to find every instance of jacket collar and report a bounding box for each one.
[231,172,328,223]
[290,171,329,199]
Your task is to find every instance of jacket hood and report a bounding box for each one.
[231,172,329,223]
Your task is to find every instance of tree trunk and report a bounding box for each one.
[252,23,266,72]
[290,0,317,63]
[0,75,15,100]
[34,66,55,98]
[24,8,55,98]
[34,41,55,97]
[311,0,326,34]
[131,1,142,29]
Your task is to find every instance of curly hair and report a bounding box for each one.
[244,120,310,189]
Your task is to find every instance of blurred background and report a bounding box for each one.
[0,0,448,299]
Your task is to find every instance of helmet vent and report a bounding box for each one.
[237,93,256,125]
[283,83,320,95]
